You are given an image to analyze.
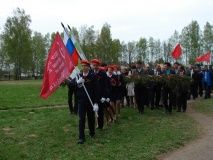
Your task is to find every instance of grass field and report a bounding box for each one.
[0,80,68,110]
[0,80,201,160]
[192,97,213,117]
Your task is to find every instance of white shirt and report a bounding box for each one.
[191,69,193,78]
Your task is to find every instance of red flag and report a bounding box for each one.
[40,32,74,99]
[171,43,182,59]
[195,52,210,63]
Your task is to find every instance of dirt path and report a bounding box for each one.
[158,97,213,160]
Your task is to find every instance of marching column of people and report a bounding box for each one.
[66,59,212,144]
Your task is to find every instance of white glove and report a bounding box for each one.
[117,71,121,75]
[77,77,85,84]
[93,103,99,112]
[100,97,106,103]
[106,98,110,103]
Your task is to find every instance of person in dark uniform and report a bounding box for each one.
[91,59,108,130]
[148,64,162,110]
[101,62,108,71]
[107,65,118,121]
[67,77,78,114]
[113,65,124,117]
[144,64,151,107]
[133,60,149,114]
[162,62,175,114]
[187,64,198,100]
[195,64,203,97]
[176,66,188,112]
[69,60,99,144]
[172,62,180,110]
[99,66,112,125]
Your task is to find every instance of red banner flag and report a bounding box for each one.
[40,32,74,99]
[171,43,182,59]
[195,52,210,63]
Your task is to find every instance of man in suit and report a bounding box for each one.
[133,60,148,114]
[187,64,198,100]
[173,62,180,74]
[202,65,212,99]
[195,64,203,97]
[148,64,162,109]
[172,62,180,110]
[208,65,213,92]
[176,66,188,112]
[162,62,175,114]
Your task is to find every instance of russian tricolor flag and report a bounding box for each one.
[63,30,80,66]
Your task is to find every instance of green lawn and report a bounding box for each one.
[0,80,201,160]
[0,80,68,110]
[192,97,213,117]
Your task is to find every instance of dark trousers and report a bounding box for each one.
[188,83,198,99]
[204,82,211,98]
[177,91,188,111]
[121,94,130,106]
[148,86,161,108]
[144,88,149,106]
[163,87,174,113]
[97,102,104,129]
[68,89,74,113]
[172,94,177,109]
[78,100,95,140]
[121,87,130,106]
[68,90,78,114]
[134,86,147,113]
[198,82,203,96]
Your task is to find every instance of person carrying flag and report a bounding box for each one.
[69,60,99,144]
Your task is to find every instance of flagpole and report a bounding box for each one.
[67,25,87,60]
[61,22,69,37]
[61,23,98,116]
[61,23,87,62]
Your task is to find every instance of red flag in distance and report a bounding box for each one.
[195,52,210,63]
[171,43,182,59]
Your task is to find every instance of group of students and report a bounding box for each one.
[67,59,126,144]
[66,59,212,144]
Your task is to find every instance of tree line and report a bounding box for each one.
[0,8,213,80]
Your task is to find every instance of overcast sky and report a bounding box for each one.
[0,0,213,42]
